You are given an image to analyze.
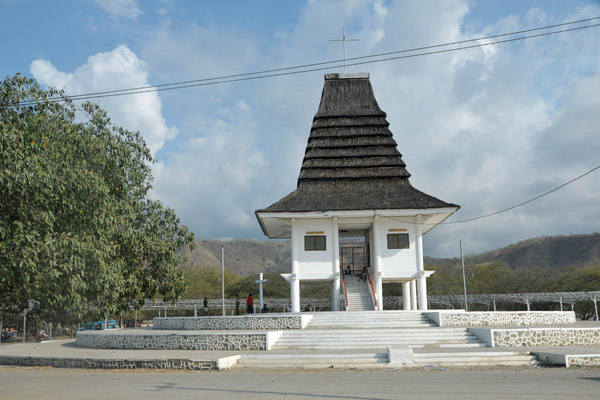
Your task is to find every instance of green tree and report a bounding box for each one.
[0,75,194,320]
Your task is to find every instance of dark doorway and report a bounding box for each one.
[339,231,370,276]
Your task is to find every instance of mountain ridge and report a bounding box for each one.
[181,233,600,275]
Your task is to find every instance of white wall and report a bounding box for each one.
[377,216,419,279]
[291,215,421,281]
[295,218,335,280]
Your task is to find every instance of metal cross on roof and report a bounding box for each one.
[329,26,359,74]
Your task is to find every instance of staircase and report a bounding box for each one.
[235,311,539,369]
[343,275,374,311]
[270,311,486,350]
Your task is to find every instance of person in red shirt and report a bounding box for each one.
[246,294,254,314]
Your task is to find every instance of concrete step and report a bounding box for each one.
[282,328,475,334]
[236,353,388,369]
[279,330,477,336]
[308,321,435,327]
[413,351,538,367]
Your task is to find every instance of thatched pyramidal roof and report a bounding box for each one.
[257,73,458,213]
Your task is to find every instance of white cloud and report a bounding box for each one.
[140,1,600,256]
[31,45,177,156]
[94,0,142,20]
[25,1,599,257]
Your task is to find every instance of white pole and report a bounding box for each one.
[259,273,264,312]
[221,246,225,316]
[460,240,468,311]
[22,310,26,343]
[560,297,563,312]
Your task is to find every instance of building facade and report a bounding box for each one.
[256,73,459,312]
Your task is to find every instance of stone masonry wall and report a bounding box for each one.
[493,328,600,347]
[434,312,575,327]
[0,355,216,370]
[566,355,600,368]
[153,315,302,330]
[76,332,267,351]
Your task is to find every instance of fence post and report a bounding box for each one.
[560,297,563,312]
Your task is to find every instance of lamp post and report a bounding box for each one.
[460,240,468,311]
[221,246,225,316]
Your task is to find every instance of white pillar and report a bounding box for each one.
[291,218,301,312]
[332,216,340,311]
[410,279,417,310]
[402,281,411,310]
[415,215,428,310]
[373,215,384,310]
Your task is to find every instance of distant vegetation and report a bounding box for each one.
[184,233,600,276]
[182,234,600,307]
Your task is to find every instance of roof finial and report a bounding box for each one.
[329,26,359,74]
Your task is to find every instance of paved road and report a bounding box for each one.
[1,366,599,400]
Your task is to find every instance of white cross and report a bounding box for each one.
[255,272,268,312]
[329,26,359,74]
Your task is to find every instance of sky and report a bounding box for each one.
[1,0,599,258]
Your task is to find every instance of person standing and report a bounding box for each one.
[235,294,241,316]
[203,297,208,314]
[246,294,254,314]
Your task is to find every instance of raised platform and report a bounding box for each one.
[425,311,576,327]
[76,328,283,351]
[153,314,311,330]
[470,324,600,347]
[66,310,600,370]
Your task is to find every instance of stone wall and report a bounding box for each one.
[492,328,600,347]
[425,311,576,327]
[153,315,306,330]
[77,331,267,351]
[0,355,217,370]
[566,355,600,368]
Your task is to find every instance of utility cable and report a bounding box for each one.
[442,162,600,224]
[8,16,600,106]
[385,162,600,226]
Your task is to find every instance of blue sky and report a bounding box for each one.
[2,0,600,257]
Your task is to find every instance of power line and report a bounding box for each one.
[384,162,600,226]
[9,16,600,106]
[443,163,600,224]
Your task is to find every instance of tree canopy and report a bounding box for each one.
[0,74,194,320]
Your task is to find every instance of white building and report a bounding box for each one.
[256,73,459,312]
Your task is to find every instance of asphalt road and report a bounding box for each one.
[1,366,599,400]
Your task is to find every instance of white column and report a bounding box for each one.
[402,281,411,310]
[410,279,417,310]
[415,215,427,310]
[373,215,383,310]
[291,218,301,313]
[332,216,340,311]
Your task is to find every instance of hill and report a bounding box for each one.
[182,233,600,275]
[180,238,291,275]
[425,233,600,269]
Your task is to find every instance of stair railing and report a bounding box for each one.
[340,266,349,311]
[366,268,378,309]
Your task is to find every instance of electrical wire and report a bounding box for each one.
[384,162,600,226]
[8,16,600,106]
[442,163,600,224]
